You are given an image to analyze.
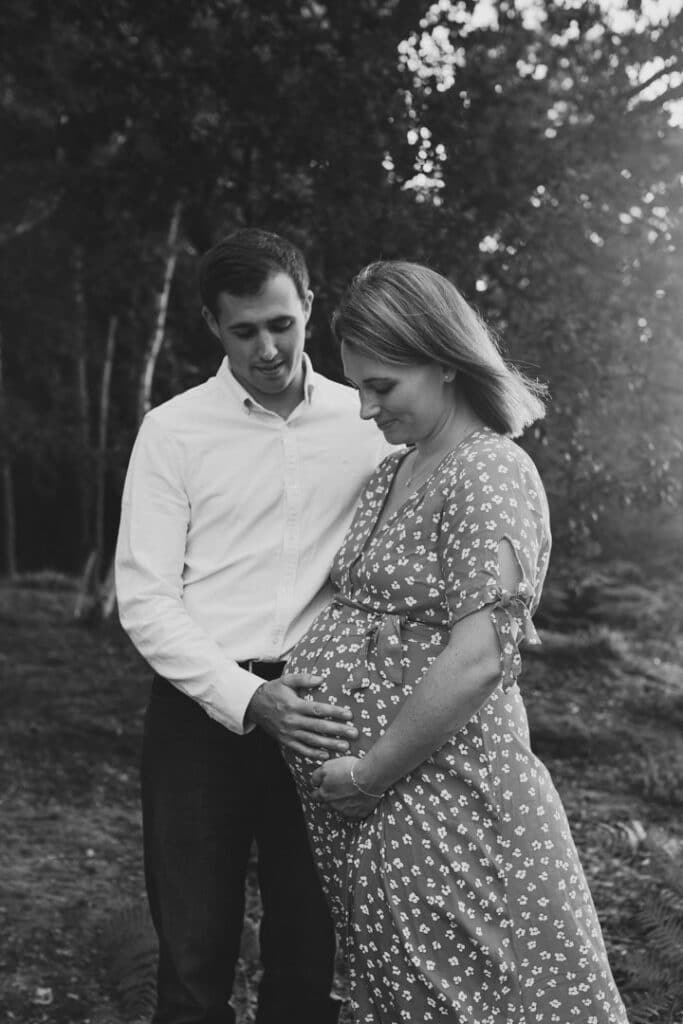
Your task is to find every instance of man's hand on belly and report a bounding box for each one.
[245,674,358,762]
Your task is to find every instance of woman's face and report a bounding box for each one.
[341,343,454,446]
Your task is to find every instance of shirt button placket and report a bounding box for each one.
[272,423,301,654]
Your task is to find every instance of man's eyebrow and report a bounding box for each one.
[228,313,293,329]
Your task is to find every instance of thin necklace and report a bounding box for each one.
[403,450,445,489]
[403,426,482,489]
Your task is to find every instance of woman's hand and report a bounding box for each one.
[311,756,382,819]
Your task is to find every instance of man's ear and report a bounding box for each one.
[303,289,314,325]
[201,305,221,339]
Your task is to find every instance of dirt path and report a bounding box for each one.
[1,580,682,1023]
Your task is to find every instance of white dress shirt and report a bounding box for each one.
[115,355,388,734]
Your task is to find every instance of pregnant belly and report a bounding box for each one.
[286,616,368,772]
[284,606,443,793]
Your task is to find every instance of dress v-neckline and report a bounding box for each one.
[367,448,423,544]
[364,427,492,550]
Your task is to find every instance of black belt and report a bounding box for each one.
[238,659,286,681]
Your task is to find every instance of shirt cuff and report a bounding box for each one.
[202,665,266,735]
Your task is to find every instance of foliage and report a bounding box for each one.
[0,0,681,571]
[103,906,157,1022]
[397,0,683,548]
[620,827,683,1024]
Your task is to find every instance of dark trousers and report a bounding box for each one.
[141,675,339,1024]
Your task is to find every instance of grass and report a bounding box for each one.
[1,571,683,1023]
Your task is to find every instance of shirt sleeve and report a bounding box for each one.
[436,440,550,689]
[114,415,262,733]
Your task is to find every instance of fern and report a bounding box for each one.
[621,827,683,1024]
[101,904,158,1020]
[100,903,263,1023]
[597,818,647,855]
[639,902,683,972]
[640,751,683,808]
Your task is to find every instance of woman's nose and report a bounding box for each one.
[359,391,380,420]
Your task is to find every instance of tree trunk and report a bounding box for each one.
[0,325,17,577]
[94,314,118,564]
[73,244,92,557]
[137,200,183,425]
[98,201,182,620]
[74,314,118,621]
[99,557,117,620]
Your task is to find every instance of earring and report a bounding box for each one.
[443,371,455,383]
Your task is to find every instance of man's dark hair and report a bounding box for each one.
[198,229,310,316]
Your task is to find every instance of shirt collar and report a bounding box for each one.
[301,353,316,403]
[215,353,316,412]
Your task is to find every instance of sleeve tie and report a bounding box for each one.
[485,580,540,690]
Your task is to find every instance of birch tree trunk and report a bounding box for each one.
[137,200,183,425]
[97,201,183,620]
[0,324,17,577]
[94,314,118,565]
[73,244,92,557]
[75,314,118,621]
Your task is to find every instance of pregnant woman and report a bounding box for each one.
[283,262,628,1023]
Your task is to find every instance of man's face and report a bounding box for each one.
[203,272,313,408]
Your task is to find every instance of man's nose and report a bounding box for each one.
[256,331,278,360]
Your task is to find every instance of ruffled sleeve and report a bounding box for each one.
[437,436,551,690]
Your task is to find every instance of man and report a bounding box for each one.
[115,229,387,1024]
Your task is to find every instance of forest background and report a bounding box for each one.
[1,0,682,577]
[2,2,683,1023]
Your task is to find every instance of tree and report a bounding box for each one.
[0,0,681,571]
[382,0,683,547]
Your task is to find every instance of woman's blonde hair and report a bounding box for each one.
[332,261,547,437]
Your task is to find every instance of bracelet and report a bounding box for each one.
[350,760,383,800]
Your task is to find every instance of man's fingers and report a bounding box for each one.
[282,739,330,762]
[282,676,352,714]
[297,713,356,738]
[280,672,323,690]
[280,674,355,723]
[294,728,353,753]
[303,700,355,724]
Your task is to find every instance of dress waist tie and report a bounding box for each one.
[330,595,445,692]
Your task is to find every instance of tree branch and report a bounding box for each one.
[623,59,681,104]
[0,191,64,247]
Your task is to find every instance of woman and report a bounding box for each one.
[283,262,628,1023]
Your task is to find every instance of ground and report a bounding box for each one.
[1,566,682,1024]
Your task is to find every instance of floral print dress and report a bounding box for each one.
[284,429,628,1024]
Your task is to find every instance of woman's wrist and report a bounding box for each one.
[353,753,394,798]
[350,757,384,799]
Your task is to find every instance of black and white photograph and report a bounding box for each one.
[1,2,682,1023]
